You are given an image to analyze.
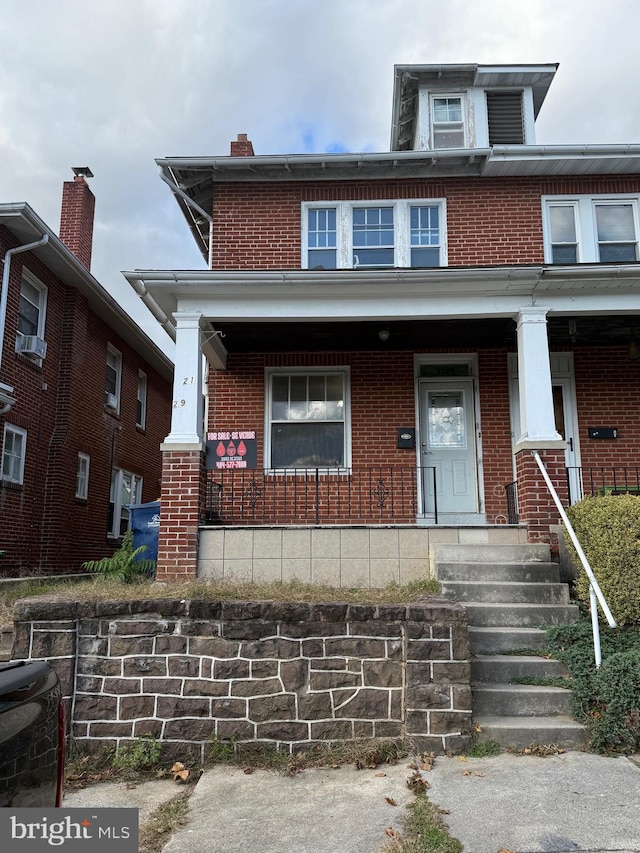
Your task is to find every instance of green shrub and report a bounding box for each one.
[565,494,640,626]
[546,618,640,753]
[83,531,156,583]
[112,734,162,771]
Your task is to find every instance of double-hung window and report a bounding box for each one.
[1,424,27,485]
[267,369,349,469]
[544,196,640,264]
[108,468,142,538]
[76,452,90,500]
[431,95,465,149]
[16,270,47,359]
[105,345,122,411]
[303,200,446,269]
[136,371,147,429]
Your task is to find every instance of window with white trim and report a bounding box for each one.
[266,369,349,469]
[302,200,446,269]
[76,452,90,500]
[108,468,142,538]
[105,345,122,411]
[543,196,640,264]
[431,95,466,149]
[1,424,27,485]
[136,371,147,429]
[15,270,47,360]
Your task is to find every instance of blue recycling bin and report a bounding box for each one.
[129,501,161,562]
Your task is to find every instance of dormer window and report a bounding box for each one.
[431,96,465,148]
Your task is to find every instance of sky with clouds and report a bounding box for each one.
[1,0,638,353]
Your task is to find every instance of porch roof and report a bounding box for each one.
[122,264,640,366]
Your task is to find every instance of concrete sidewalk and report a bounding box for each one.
[64,751,640,853]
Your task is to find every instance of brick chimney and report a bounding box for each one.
[59,167,95,271]
[230,133,255,156]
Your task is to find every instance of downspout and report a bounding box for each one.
[0,234,50,378]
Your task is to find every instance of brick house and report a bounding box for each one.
[0,171,172,575]
[125,63,640,584]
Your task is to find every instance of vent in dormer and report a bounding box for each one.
[486,91,524,145]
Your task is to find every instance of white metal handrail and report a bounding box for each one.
[531,450,616,668]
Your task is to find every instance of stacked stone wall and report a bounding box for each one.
[12,597,471,761]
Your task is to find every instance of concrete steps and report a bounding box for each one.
[433,543,587,750]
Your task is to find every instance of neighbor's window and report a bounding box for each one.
[105,345,122,410]
[267,370,348,469]
[108,468,143,538]
[76,452,90,500]
[431,95,465,148]
[17,271,47,339]
[543,196,640,264]
[136,370,147,429]
[1,424,27,485]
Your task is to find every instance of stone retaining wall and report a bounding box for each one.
[12,597,472,760]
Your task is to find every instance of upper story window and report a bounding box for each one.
[431,95,465,148]
[136,370,147,429]
[1,424,27,485]
[76,452,90,500]
[266,369,349,469]
[105,345,122,411]
[543,196,640,264]
[15,271,48,360]
[303,200,446,269]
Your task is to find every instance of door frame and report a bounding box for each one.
[414,354,485,521]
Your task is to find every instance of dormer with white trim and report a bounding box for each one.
[391,63,558,152]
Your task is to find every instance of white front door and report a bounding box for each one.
[418,379,481,521]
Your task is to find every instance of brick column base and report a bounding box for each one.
[157,449,205,583]
[515,447,567,555]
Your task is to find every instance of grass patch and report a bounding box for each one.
[382,792,463,853]
[1,576,441,629]
[139,791,192,853]
[466,738,501,758]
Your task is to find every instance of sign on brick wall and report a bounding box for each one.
[206,430,257,469]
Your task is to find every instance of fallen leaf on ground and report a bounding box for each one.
[375,772,387,777]
[463,770,471,776]
[407,771,429,793]
[385,797,398,806]
[474,771,485,777]
[385,828,400,839]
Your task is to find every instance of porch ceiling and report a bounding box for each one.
[205,315,638,353]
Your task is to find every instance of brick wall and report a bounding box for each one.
[209,175,640,270]
[12,597,472,761]
[0,228,171,575]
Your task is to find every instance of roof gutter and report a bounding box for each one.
[0,233,49,386]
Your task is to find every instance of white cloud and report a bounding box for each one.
[0,0,638,353]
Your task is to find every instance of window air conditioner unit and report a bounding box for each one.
[16,335,47,359]
[105,392,118,409]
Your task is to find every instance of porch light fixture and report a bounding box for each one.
[378,329,390,341]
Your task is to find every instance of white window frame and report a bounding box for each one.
[264,366,351,472]
[15,269,48,360]
[105,344,122,412]
[543,195,640,264]
[108,468,143,539]
[136,370,147,429]
[301,200,447,269]
[1,423,27,485]
[430,93,467,149]
[76,452,90,500]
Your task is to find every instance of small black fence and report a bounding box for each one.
[204,466,439,526]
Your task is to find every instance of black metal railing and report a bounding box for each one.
[504,481,519,524]
[203,466,439,526]
[566,466,640,504]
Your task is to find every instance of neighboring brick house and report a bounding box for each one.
[0,171,172,575]
[124,63,640,583]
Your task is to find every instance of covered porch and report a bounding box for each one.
[124,263,640,582]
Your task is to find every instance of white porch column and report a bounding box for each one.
[515,306,563,447]
[162,311,204,447]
